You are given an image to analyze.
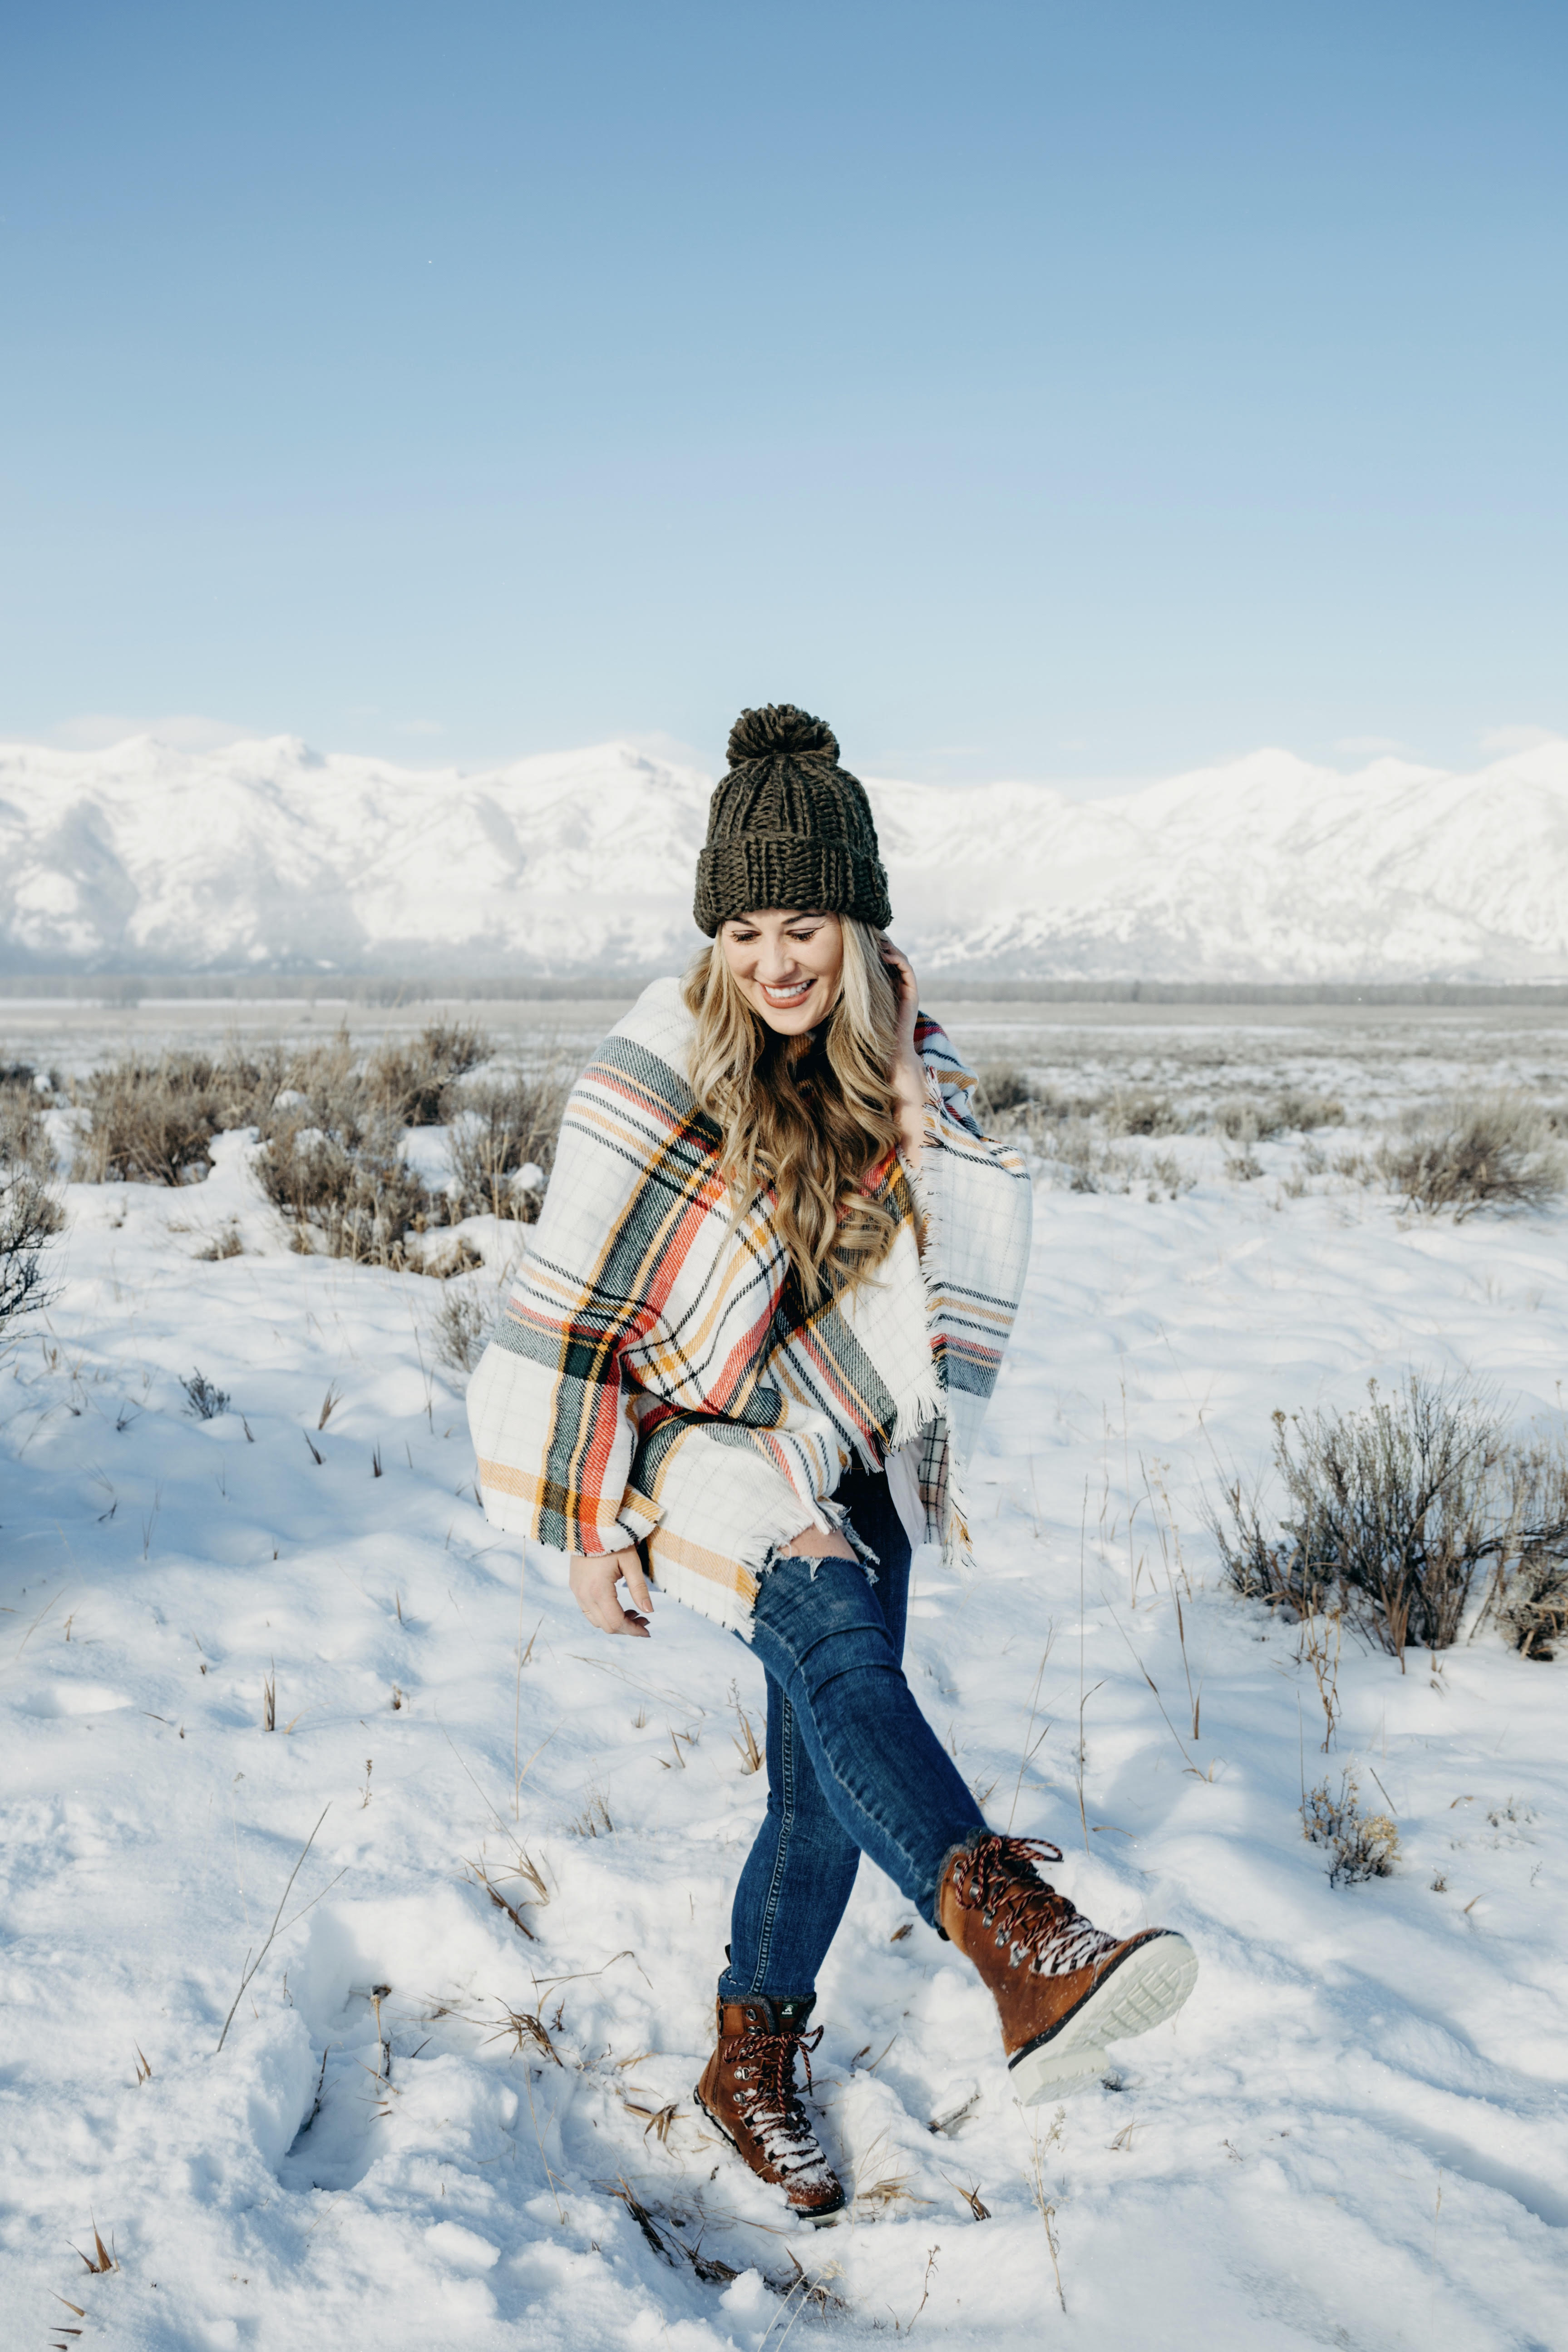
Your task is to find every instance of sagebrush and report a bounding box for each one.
[0,1068,62,1335]
[77,1050,278,1184]
[1302,1770,1400,1886]
[431,1278,498,1378]
[1211,1375,1568,1658]
[446,1070,570,1223]
[1378,1091,1566,1219]
[73,1021,574,1274]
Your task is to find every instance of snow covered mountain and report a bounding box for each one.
[3,730,1568,981]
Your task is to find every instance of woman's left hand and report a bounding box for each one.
[879,935,927,1168]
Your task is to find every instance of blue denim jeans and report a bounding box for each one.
[719,1461,986,2002]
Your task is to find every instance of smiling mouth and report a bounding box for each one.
[759,977,815,1006]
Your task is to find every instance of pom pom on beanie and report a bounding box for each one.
[725,705,840,766]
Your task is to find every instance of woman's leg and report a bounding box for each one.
[742,1545,984,1928]
[720,1464,917,1999]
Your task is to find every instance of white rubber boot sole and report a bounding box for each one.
[1008,1931,1199,2104]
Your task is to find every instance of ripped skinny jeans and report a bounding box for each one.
[719,1460,985,2003]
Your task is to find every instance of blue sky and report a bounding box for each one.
[3,0,1563,784]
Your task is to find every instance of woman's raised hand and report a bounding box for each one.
[568,1545,654,1637]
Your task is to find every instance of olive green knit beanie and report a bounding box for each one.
[693,704,893,937]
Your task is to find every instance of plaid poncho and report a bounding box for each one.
[468,977,1033,1634]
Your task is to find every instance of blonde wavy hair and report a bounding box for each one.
[682,917,904,1307]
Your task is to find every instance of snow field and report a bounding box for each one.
[2,1114,1566,2350]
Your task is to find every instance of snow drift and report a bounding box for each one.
[4,731,1568,981]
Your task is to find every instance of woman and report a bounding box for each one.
[469,705,1197,2223]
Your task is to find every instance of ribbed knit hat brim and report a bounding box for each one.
[694,704,892,935]
[695,836,891,936]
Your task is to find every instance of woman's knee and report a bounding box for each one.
[789,1621,905,1708]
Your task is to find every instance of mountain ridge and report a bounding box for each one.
[4,731,1567,981]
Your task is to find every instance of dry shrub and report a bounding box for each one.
[1498,1554,1568,1661]
[253,1026,521,1268]
[181,1368,231,1419]
[977,1062,1034,1116]
[366,1021,489,1125]
[195,1219,244,1260]
[1045,1121,1134,1195]
[253,1031,443,1265]
[1213,1090,1344,1144]
[0,1066,55,1178]
[1213,1376,1568,1658]
[1145,1151,1194,1201]
[1104,1089,1178,1137]
[1484,1436,1568,1660]
[447,1069,568,1221]
[431,1277,495,1378]
[257,1094,434,1266]
[1274,1089,1346,1134]
[1378,1090,1566,1218]
[417,1233,486,1281]
[1,1168,60,1332]
[1,1073,63,1334]
[1302,1770,1400,1885]
[77,1050,279,1184]
[73,1020,574,1272]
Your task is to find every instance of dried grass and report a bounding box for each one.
[70,2219,118,2274]
[1496,1550,1568,1661]
[1378,1090,1567,1218]
[1211,1376,1568,1657]
[431,1277,496,1378]
[1044,1121,1137,1196]
[488,2001,562,2063]
[0,1065,56,1175]
[1213,1091,1343,1143]
[852,2132,932,2219]
[194,1219,244,1260]
[1302,1768,1400,1885]
[727,1681,763,1774]
[366,1021,488,1124]
[256,1056,434,1267]
[77,1049,277,1184]
[181,1369,231,1420]
[72,1021,572,1276]
[467,1859,540,1943]
[1104,1088,1179,1137]
[599,2179,759,2290]
[445,1068,569,1222]
[0,1167,61,1334]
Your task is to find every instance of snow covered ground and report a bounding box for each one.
[3,1019,1567,2351]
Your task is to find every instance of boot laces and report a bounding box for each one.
[728,2023,831,2182]
[951,1834,1122,1976]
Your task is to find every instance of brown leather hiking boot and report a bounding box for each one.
[694,1995,846,2224]
[937,1834,1198,2101]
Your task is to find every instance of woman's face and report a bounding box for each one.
[720,909,845,1035]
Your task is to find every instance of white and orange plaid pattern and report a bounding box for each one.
[468,979,1032,1633]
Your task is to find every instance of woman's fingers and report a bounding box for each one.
[569,1548,653,1637]
[570,1554,619,1633]
[878,935,920,1046]
[617,1550,653,1638]
[621,1551,653,1617]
